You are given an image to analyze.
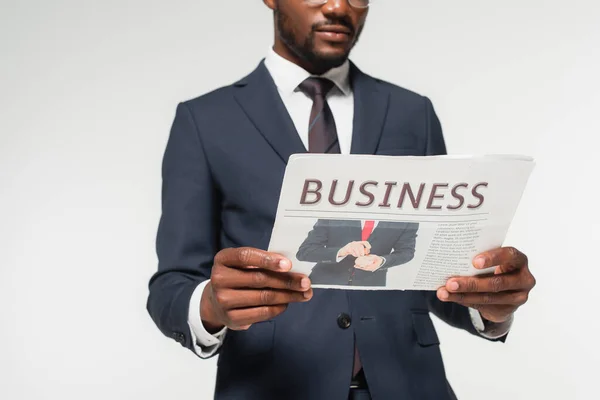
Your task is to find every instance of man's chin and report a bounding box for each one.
[309,49,350,70]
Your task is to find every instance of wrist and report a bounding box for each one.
[200,281,225,334]
[481,311,514,325]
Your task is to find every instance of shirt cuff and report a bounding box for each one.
[187,279,227,358]
[469,308,513,339]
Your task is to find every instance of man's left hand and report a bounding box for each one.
[437,247,536,323]
[354,255,384,272]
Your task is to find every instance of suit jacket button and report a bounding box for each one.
[337,313,351,329]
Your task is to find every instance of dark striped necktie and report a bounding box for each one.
[297,77,341,153]
[298,77,364,378]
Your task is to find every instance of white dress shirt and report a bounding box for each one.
[187,48,512,358]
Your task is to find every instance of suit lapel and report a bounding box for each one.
[368,222,388,244]
[348,220,362,240]
[349,62,390,155]
[233,61,307,164]
[233,60,389,161]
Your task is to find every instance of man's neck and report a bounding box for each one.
[271,44,340,76]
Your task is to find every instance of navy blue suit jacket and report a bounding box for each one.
[296,219,419,287]
[147,60,504,399]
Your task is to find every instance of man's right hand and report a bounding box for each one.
[200,247,313,332]
[337,241,371,258]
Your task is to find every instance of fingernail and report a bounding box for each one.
[448,281,459,291]
[301,277,311,289]
[279,259,291,271]
[438,289,449,300]
[474,256,486,269]
[303,290,312,299]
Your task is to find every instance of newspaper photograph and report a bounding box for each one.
[267,154,535,291]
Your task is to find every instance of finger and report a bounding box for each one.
[215,247,291,272]
[437,288,528,306]
[350,246,361,257]
[235,325,252,330]
[215,288,313,309]
[357,244,367,257]
[473,247,528,271]
[212,268,311,292]
[445,271,528,293]
[360,241,372,250]
[227,304,288,327]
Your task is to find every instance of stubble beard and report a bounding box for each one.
[275,9,362,73]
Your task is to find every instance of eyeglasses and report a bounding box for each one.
[305,0,371,9]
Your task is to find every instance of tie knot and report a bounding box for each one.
[298,77,335,99]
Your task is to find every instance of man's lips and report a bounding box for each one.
[315,25,353,35]
[314,25,353,42]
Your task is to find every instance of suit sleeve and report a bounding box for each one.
[146,102,222,355]
[424,96,447,156]
[376,223,418,270]
[420,96,507,341]
[296,219,342,263]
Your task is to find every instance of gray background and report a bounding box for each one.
[1,1,599,399]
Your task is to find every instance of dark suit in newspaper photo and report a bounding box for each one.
[296,219,419,287]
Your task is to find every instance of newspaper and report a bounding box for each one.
[267,154,534,290]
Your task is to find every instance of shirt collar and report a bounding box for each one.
[264,47,351,96]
